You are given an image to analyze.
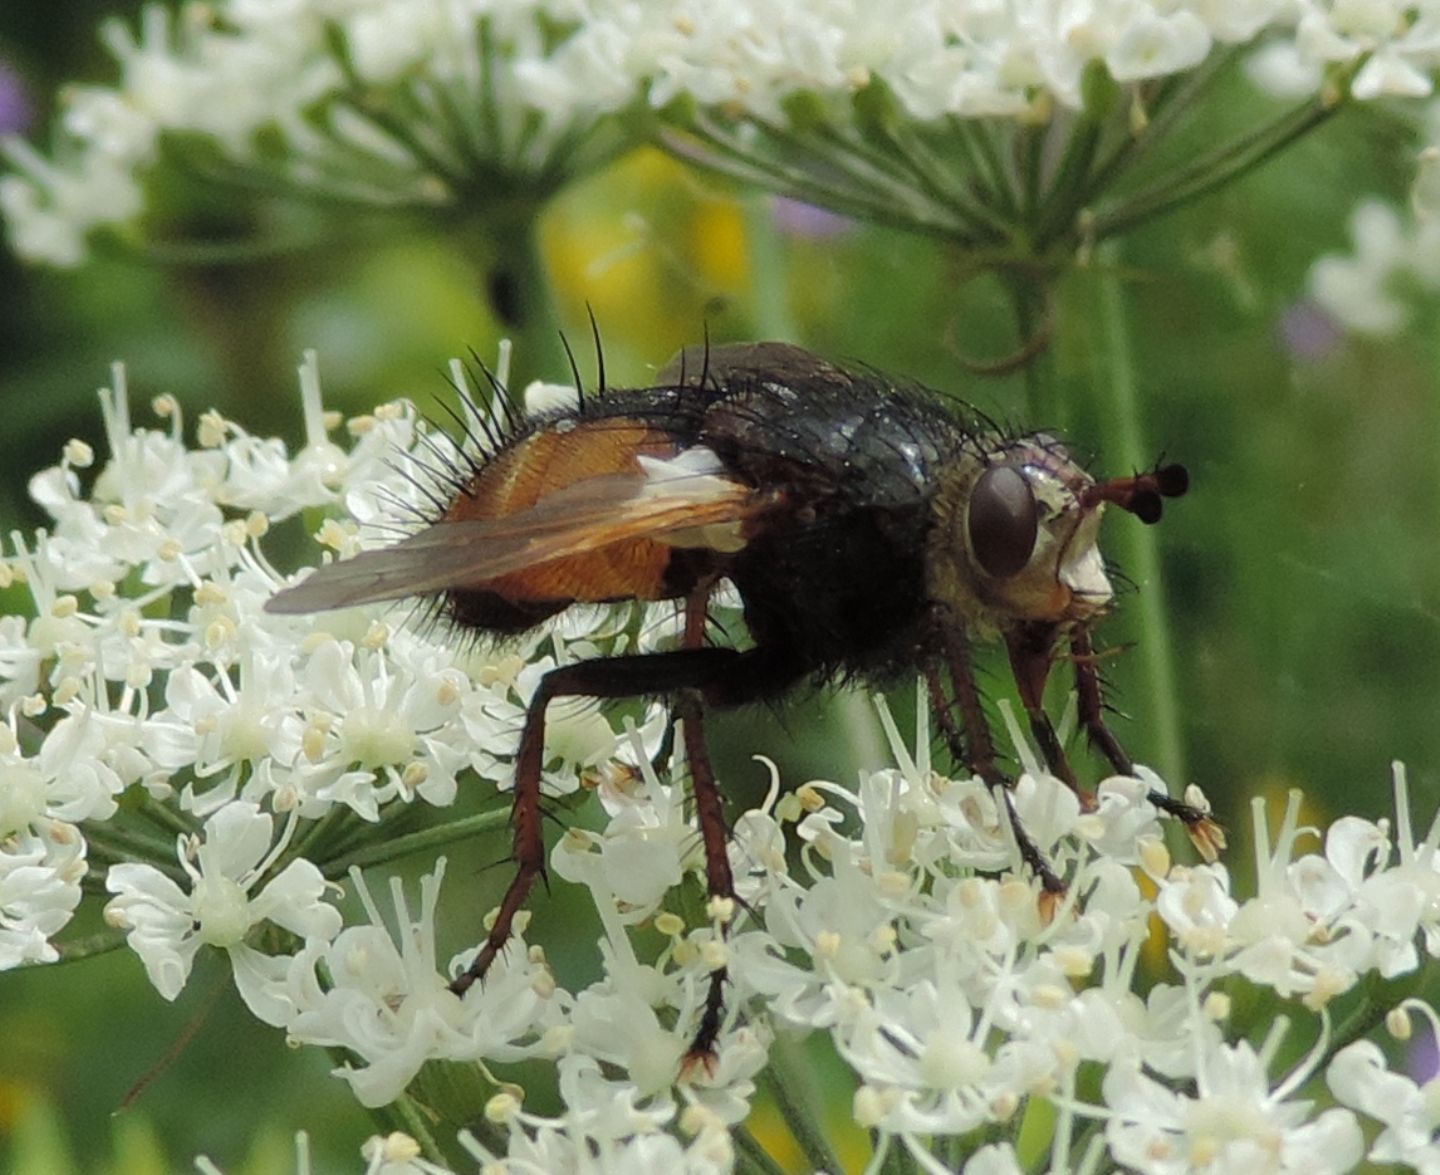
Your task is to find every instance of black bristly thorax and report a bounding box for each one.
[694,366,978,688]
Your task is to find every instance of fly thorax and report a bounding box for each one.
[925,436,1114,630]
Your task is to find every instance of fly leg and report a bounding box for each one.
[677,687,733,1063]
[936,626,1067,908]
[1070,625,1225,861]
[675,585,736,1065]
[1005,620,1090,805]
[1068,626,1130,775]
[449,646,746,997]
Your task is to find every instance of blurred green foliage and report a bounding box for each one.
[3,2,1439,1171]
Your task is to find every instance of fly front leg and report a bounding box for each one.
[1005,620,1089,805]
[938,624,1066,907]
[1070,625,1226,862]
[935,626,1006,788]
[1069,624,1134,776]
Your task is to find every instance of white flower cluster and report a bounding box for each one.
[0,0,614,266]
[5,360,1440,1173]
[0,351,666,1061]
[1307,184,1440,338]
[8,1,1440,267]
[535,0,1440,125]
[708,740,1440,1174]
[328,747,1440,1175]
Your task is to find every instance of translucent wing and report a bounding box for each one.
[265,467,764,614]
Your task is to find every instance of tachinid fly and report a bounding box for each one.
[266,341,1217,1057]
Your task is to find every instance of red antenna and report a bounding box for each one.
[1082,463,1188,524]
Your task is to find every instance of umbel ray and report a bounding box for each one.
[266,340,1221,1056]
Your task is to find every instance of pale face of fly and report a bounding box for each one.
[929,436,1116,635]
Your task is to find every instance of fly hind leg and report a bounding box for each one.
[675,688,733,1065]
[681,630,815,1056]
[678,584,736,1067]
[448,646,744,997]
[679,605,811,1063]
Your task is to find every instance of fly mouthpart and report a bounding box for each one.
[1081,463,1188,524]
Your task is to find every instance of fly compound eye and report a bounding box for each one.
[967,465,1039,578]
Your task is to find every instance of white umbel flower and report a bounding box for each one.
[1105,1016,1364,1174]
[104,800,341,1024]
[3,0,637,265]
[0,823,87,968]
[286,861,563,1107]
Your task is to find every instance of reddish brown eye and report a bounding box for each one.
[968,465,1038,578]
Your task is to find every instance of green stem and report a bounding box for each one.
[474,15,503,157]
[287,803,362,869]
[332,89,465,187]
[673,118,978,243]
[83,821,186,874]
[52,929,129,964]
[754,1034,848,1175]
[1091,242,1186,786]
[318,808,512,878]
[142,230,339,265]
[948,117,1019,220]
[1319,968,1430,1072]
[844,120,1015,241]
[733,1125,791,1175]
[1008,275,1059,428]
[1033,116,1101,248]
[408,1060,497,1154]
[1323,981,1384,1064]
[1018,123,1045,226]
[323,23,465,186]
[1080,49,1240,220]
[1093,94,1340,242]
[749,117,969,235]
[880,1134,919,1174]
[467,205,569,384]
[403,79,498,185]
[396,1098,448,1168]
[138,795,195,839]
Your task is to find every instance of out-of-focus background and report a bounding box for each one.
[2,3,1436,1171]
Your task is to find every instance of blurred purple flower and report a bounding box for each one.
[772,196,852,239]
[1409,1030,1439,1083]
[0,59,30,135]
[1277,299,1342,363]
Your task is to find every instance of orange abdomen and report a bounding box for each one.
[445,419,680,603]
